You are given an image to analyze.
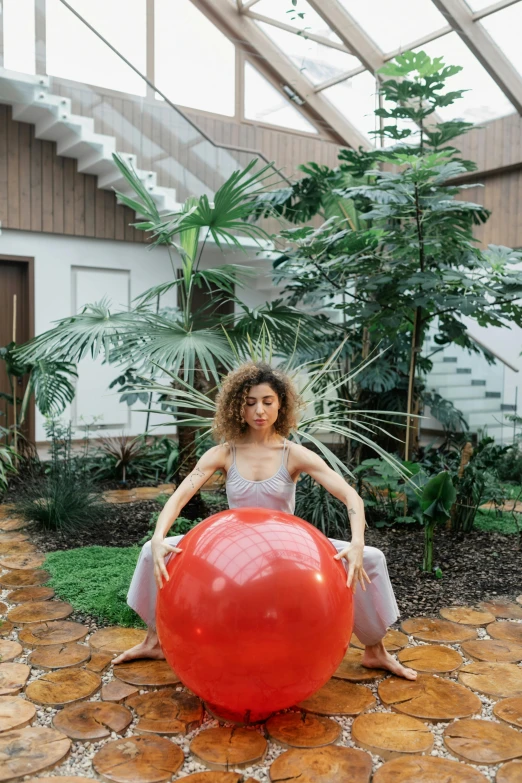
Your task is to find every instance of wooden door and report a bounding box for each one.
[0,256,35,443]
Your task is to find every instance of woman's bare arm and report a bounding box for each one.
[152,444,228,541]
[289,443,366,543]
[289,443,370,592]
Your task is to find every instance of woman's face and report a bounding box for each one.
[242,383,281,431]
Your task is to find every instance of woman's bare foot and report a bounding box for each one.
[362,641,417,680]
[112,629,165,665]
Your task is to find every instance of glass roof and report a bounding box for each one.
[256,21,361,86]
[252,0,342,44]
[338,0,448,53]
[415,32,515,123]
[4,0,521,150]
[322,71,379,143]
[480,3,522,79]
[464,0,499,10]
[244,62,318,134]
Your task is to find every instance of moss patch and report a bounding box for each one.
[44,546,145,628]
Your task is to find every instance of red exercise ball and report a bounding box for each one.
[156,507,353,720]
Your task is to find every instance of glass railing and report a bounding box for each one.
[1,0,290,207]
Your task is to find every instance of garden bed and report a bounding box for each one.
[29,498,521,621]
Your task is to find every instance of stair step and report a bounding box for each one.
[466,411,506,426]
[461,400,505,414]
[430,388,493,401]
[0,66,179,221]
[428,376,490,388]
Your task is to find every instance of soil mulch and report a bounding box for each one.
[20,499,522,619]
[28,493,213,553]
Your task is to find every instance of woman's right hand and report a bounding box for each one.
[151,537,182,590]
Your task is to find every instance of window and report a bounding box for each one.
[244,62,318,133]
[3,0,35,74]
[155,0,235,116]
[46,0,147,95]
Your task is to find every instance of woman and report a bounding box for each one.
[114,362,416,680]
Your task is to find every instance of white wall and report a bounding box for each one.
[1,229,276,442]
[464,317,522,409]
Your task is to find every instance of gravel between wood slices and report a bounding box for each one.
[2,584,521,782]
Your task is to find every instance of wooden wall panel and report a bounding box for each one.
[456,113,522,175]
[4,75,521,250]
[456,169,522,249]
[0,104,145,242]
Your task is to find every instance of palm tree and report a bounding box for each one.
[15,156,332,485]
[129,332,410,480]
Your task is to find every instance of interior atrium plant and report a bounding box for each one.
[254,50,522,458]
[14,159,329,486]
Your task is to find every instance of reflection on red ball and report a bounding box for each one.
[156,507,353,719]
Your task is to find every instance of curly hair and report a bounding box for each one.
[213,362,303,443]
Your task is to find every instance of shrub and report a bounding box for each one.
[354,459,418,528]
[85,434,179,485]
[15,419,107,533]
[295,474,349,539]
[138,493,201,545]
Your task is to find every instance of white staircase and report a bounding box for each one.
[0,68,180,215]
[423,333,516,444]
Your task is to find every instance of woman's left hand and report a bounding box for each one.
[334,543,371,594]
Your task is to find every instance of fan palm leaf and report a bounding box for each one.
[230,301,337,356]
[14,300,139,365]
[127,342,411,478]
[117,316,233,382]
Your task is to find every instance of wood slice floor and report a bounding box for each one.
[0,500,520,783]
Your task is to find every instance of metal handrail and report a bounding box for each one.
[58,0,293,186]
[465,329,520,373]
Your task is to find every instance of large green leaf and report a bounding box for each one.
[21,360,77,421]
[420,471,456,524]
[117,316,233,382]
[14,301,139,365]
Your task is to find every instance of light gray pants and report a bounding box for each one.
[127,537,400,646]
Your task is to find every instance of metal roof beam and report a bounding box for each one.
[431,0,522,114]
[190,0,371,148]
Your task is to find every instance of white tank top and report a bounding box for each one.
[225,439,296,515]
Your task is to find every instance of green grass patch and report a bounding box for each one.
[473,510,521,535]
[44,546,145,628]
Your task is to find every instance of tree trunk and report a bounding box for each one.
[404,306,422,461]
[174,365,216,520]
